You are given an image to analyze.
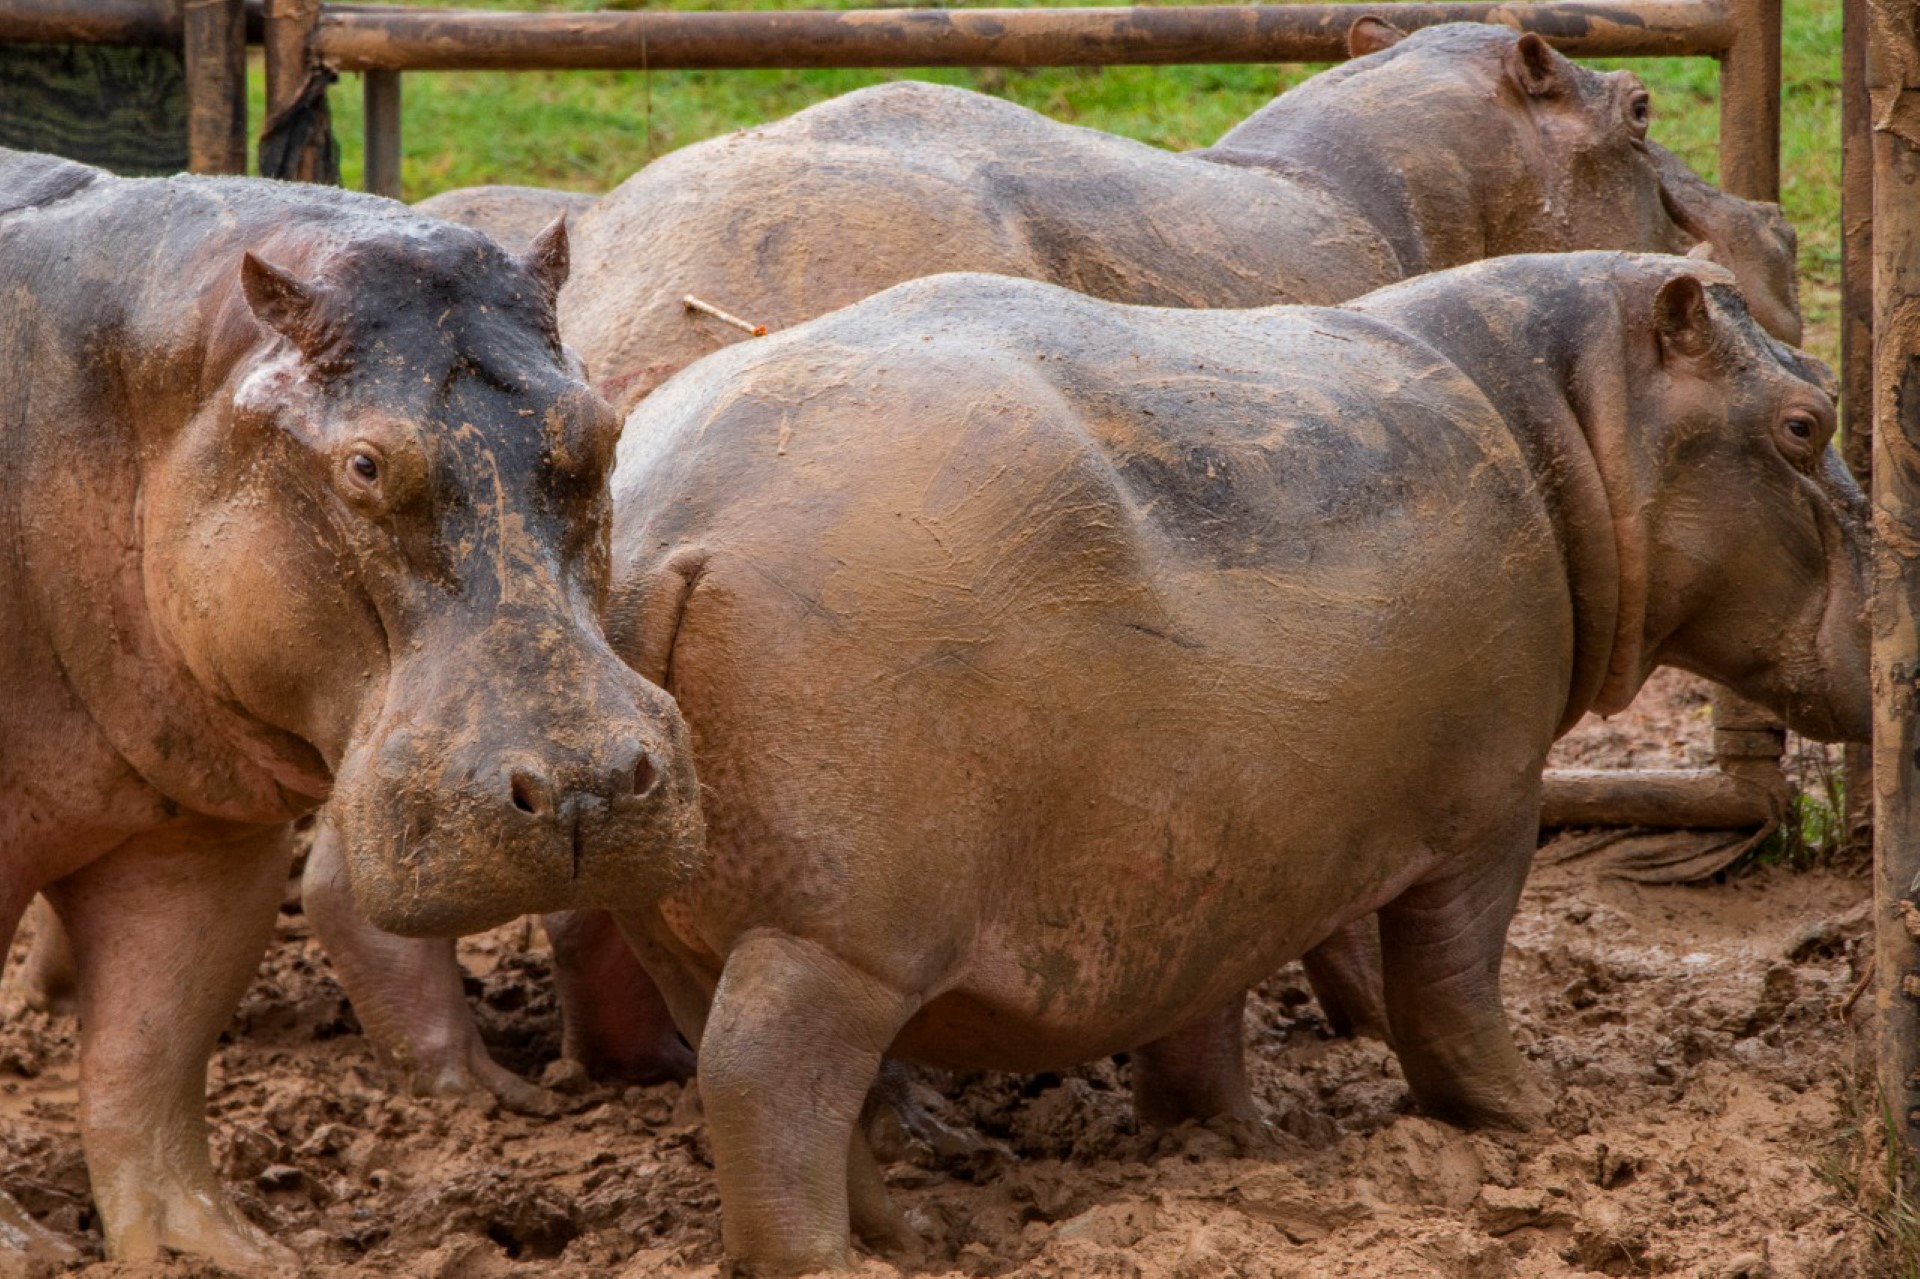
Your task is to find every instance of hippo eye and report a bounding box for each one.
[1627,91,1652,140]
[349,452,380,484]
[1776,411,1828,465]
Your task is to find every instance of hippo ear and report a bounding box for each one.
[1653,274,1715,362]
[1505,33,1563,98]
[521,214,570,309]
[1346,16,1405,58]
[240,252,341,367]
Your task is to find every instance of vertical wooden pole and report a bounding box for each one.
[364,68,402,199]
[261,0,338,185]
[264,0,320,127]
[1718,0,1783,201]
[1711,0,1789,833]
[1869,0,1920,1153]
[183,0,246,175]
[1845,0,1878,849]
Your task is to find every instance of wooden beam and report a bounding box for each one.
[311,0,1735,73]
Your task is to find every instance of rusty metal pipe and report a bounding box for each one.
[311,1,1734,73]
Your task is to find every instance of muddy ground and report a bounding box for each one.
[0,668,1883,1277]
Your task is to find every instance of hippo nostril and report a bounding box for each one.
[633,753,657,797]
[509,769,553,818]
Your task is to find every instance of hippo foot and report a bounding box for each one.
[569,1030,695,1087]
[408,1040,560,1118]
[849,1133,927,1262]
[0,1189,81,1264]
[98,1180,295,1271]
[1422,1079,1550,1133]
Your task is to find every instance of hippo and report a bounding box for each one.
[0,148,702,1266]
[265,20,1811,1115]
[413,184,600,254]
[599,253,1866,1273]
[562,22,1802,414]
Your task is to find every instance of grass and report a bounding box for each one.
[1821,1070,1920,1277]
[238,0,1848,367]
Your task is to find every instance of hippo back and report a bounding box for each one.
[414,184,599,255]
[562,82,1388,411]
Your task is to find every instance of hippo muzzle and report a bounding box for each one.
[329,616,706,938]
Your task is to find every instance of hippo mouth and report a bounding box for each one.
[341,789,708,939]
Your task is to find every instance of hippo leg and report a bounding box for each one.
[0,893,84,1263]
[545,909,694,1084]
[699,932,921,1274]
[43,825,297,1268]
[301,822,556,1115]
[1377,823,1547,1130]
[1301,919,1391,1042]
[1130,990,1256,1127]
[6,897,77,1016]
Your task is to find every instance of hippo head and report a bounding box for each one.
[1219,23,1800,340]
[1616,261,1867,741]
[1353,252,1864,744]
[161,216,704,936]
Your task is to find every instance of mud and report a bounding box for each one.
[0,664,1871,1277]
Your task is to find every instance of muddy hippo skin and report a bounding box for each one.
[413,184,600,255]
[561,22,1800,414]
[601,254,1866,1273]
[0,148,702,1266]
[287,18,1807,1112]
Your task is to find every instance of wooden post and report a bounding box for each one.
[1869,0,1920,1152]
[260,0,338,184]
[182,0,246,175]
[1707,0,1790,857]
[1718,0,1782,200]
[1844,0,1878,850]
[263,0,317,126]
[364,68,401,198]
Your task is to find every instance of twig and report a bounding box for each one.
[683,295,767,337]
[1837,952,1877,1018]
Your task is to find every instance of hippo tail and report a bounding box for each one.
[613,546,708,693]
[0,147,102,219]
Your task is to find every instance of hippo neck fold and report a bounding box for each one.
[1359,280,1652,735]
[1202,67,1518,281]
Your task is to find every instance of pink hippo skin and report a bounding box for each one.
[0,148,703,1267]
[604,255,1867,1272]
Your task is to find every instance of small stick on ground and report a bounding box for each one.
[683,294,767,337]
[1837,952,1877,1018]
